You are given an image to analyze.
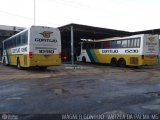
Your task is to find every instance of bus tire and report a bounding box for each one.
[82,56,86,63]
[111,58,117,67]
[17,58,23,70]
[118,58,126,67]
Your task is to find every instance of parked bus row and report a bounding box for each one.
[1,25,159,69]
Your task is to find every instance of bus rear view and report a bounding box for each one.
[29,26,61,68]
[2,26,61,70]
[142,34,159,65]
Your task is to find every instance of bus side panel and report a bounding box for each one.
[5,54,29,67]
[77,49,91,62]
[81,49,143,66]
[3,49,11,65]
[91,49,157,66]
[3,49,17,65]
[93,49,143,66]
[93,52,144,66]
[17,54,29,67]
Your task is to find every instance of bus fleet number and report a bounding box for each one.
[39,50,54,54]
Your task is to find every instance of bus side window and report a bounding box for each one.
[20,35,23,44]
[21,31,28,44]
[11,39,13,48]
[83,42,93,49]
[103,41,110,49]
[8,39,11,48]
[111,41,117,48]
[4,42,5,49]
[17,35,21,46]
[24,31,28,44]
[130,39,134,48]
[90,43,94,49]
[134,38,137,47]
[13,37,15,47]
[21,33,24,44]
[127,39,130,48]
[94,42,102,49]
[82,43,87,49]
[136,38,140,47]
[116,40,122,48]
[122,40,127,48]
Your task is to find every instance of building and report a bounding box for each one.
[58,23,131,62]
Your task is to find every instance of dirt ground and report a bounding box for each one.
[0,63,160,119]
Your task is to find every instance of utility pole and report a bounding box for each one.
[71,26,74,65]
[34,0,36,25]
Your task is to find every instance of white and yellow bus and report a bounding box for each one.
[77,34,159,67]
[2,26,61,69]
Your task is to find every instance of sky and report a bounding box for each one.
[0,0,160,32]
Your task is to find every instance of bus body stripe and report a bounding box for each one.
[90,49,99,63]
[86,49,95,62]
[6,49,11,64]
[86,49,99,63]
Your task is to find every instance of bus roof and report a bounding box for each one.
[3,25,58,43]
[3,27,29,42]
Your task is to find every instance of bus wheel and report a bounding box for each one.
[111,58,117,67]
[82,56,86,63]
[17,59,23,70]
[118,58,126,67]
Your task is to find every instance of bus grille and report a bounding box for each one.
[130,57,138,64]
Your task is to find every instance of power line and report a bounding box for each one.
[47,0,92,9]
[0,10,33,21]
[0,10,59,26]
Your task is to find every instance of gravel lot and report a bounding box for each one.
[0,63,160,119]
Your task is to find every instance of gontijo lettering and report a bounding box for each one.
[102,50,118,53]
[35,38,57,43]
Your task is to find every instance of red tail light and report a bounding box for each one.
[29,52,33,58]
[64,56,67,60]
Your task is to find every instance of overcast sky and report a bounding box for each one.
[0,0,160,32]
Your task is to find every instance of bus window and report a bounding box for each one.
[130,39,134,47]
[134,38,137,47]
[122,40,127,48]
[83,42,94,49]
[111,41,117,48]
[94,42,102,49]
[103,41,110,49]
[136,38,140,47]
[127,39,130,47]
[17,36,21,46]
[21,31,28,44]
[117,40,122,48]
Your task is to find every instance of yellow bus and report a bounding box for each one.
[77,34,159,67]
[2,26,61,69]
